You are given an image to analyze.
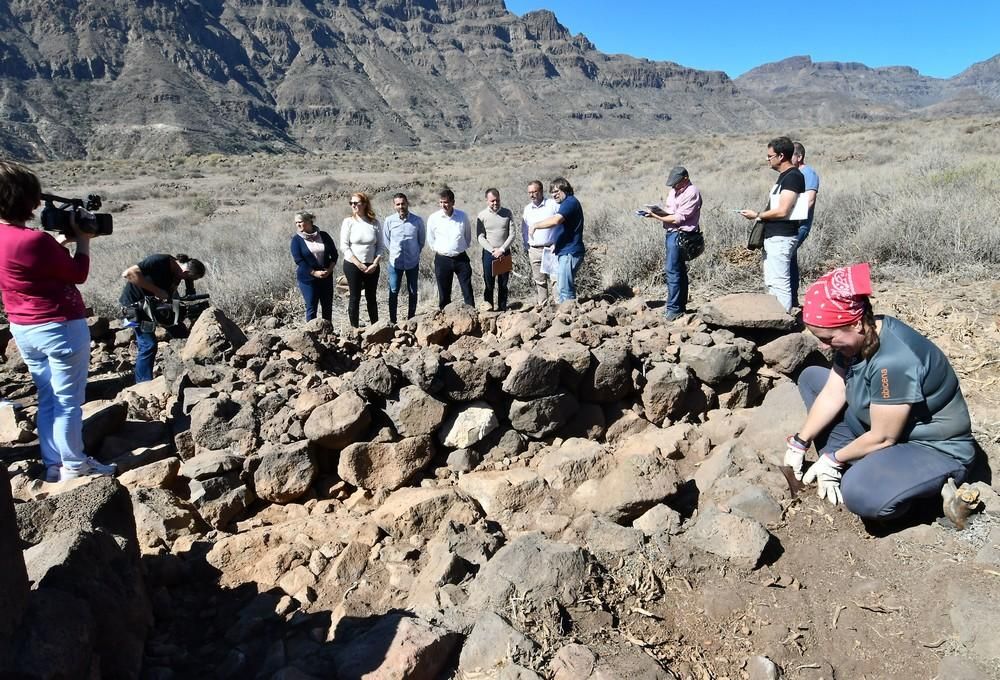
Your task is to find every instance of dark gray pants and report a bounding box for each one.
[798,366,968,519]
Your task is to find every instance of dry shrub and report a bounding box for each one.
[29,115,1000,323]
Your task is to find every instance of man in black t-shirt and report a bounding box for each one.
[740,136,804,312]
[119,254,205,382]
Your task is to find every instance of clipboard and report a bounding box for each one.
[491,254,513,276]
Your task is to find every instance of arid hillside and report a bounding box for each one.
[2,0,999,159]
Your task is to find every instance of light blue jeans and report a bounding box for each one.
[9,319,90,471]
[557,252,584,303]
[762,235,797,312]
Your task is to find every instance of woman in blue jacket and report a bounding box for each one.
[290,211,338,322]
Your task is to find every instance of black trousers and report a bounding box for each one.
[344,261,379,327]
[482,248,511,311]
[433,252,474,309]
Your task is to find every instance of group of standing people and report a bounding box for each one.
[289,178,587,326]
[645,137,820,321]
[0,157,982,529]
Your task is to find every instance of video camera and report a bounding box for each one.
[145,294,210,327]
[40,193,113,237]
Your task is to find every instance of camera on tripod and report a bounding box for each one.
[40,193,113,236]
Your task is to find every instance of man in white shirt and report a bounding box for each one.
[426,187,474,309]
[521,179,559,306]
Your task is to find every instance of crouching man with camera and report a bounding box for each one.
[0,160,116,482]
[120,254,205,383]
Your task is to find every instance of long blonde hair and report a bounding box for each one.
[350,193,376,223]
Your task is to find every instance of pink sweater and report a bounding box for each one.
[0,223,88,324]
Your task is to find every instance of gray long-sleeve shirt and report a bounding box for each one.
[476,207,515,251]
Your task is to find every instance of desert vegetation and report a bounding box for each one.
[28,115,1000,323]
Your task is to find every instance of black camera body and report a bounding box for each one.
[40,193,113,236]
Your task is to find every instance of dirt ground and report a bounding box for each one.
[628,275,1000,679]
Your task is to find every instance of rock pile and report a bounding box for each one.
[15,295,990,679]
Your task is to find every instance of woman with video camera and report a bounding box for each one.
[0,160,114,482]
[119,253,205,383]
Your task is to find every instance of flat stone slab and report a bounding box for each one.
[700,293,799,331]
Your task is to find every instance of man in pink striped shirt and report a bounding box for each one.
[642,166,702,321]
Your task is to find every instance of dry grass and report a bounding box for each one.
[26,115,1000,323]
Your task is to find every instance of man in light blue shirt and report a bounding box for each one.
[383,192,426,323]
[792,141,820,306]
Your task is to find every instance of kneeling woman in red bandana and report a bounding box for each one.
[783,263,976,520]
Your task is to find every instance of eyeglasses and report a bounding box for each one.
[349,201,362,206]
[766,154,778,161]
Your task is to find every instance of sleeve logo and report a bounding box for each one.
[880,368,891,399]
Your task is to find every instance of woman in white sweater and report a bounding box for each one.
[340,192,384,327]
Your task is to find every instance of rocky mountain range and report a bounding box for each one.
[1,0,998,160]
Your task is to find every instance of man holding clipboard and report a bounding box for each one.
[476,188,515,311]
[739,136,805,313]
[639,166,702,321]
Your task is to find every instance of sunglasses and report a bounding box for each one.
[350,201,363,206]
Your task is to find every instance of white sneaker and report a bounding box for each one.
[61,457,117,481]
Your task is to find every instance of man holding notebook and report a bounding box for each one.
[641,165,702,321]
[476,188,515,311]
[739,136,805,313]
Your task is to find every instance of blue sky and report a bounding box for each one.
[504,1,999,79]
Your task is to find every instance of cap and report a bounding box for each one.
[666,166,688,187]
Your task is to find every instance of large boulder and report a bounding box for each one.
[681,505,771,567]
[351,358,399,399]
[737,381,807,458]
[581,346,633,403]
[570,454,680,523]
[700,293,798,331]
[537,439,611,492]
[679,343,742,385]
[537,337,592,388]
[457,469,547,517]
[466,534,592,611]
[338,435,436,492]
[502,350,562,398]
[509,391,578,439]
[384,386,448,438]
[130,487,209,551]
[303,390,371,450]
[442,359,490,402]
[401,348,445,393]
[189,396,258,454]
[0,462,29,641]
[253,441,317,504]
[181,306,248,362]
[13,478,152,679]
[188,474,255,530]
[441,301,481,337]
[641,363,693,425]
[759,332,825,375]
[439,401,498,448]
[459,611,539,677]
[332,613,460,680]
[374,488,465,539]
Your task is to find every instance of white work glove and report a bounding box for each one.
[802,453,844,506]
[784,435,808,480]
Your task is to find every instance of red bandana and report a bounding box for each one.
[802,263,873,328]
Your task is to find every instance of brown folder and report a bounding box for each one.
[491,254,513,276]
